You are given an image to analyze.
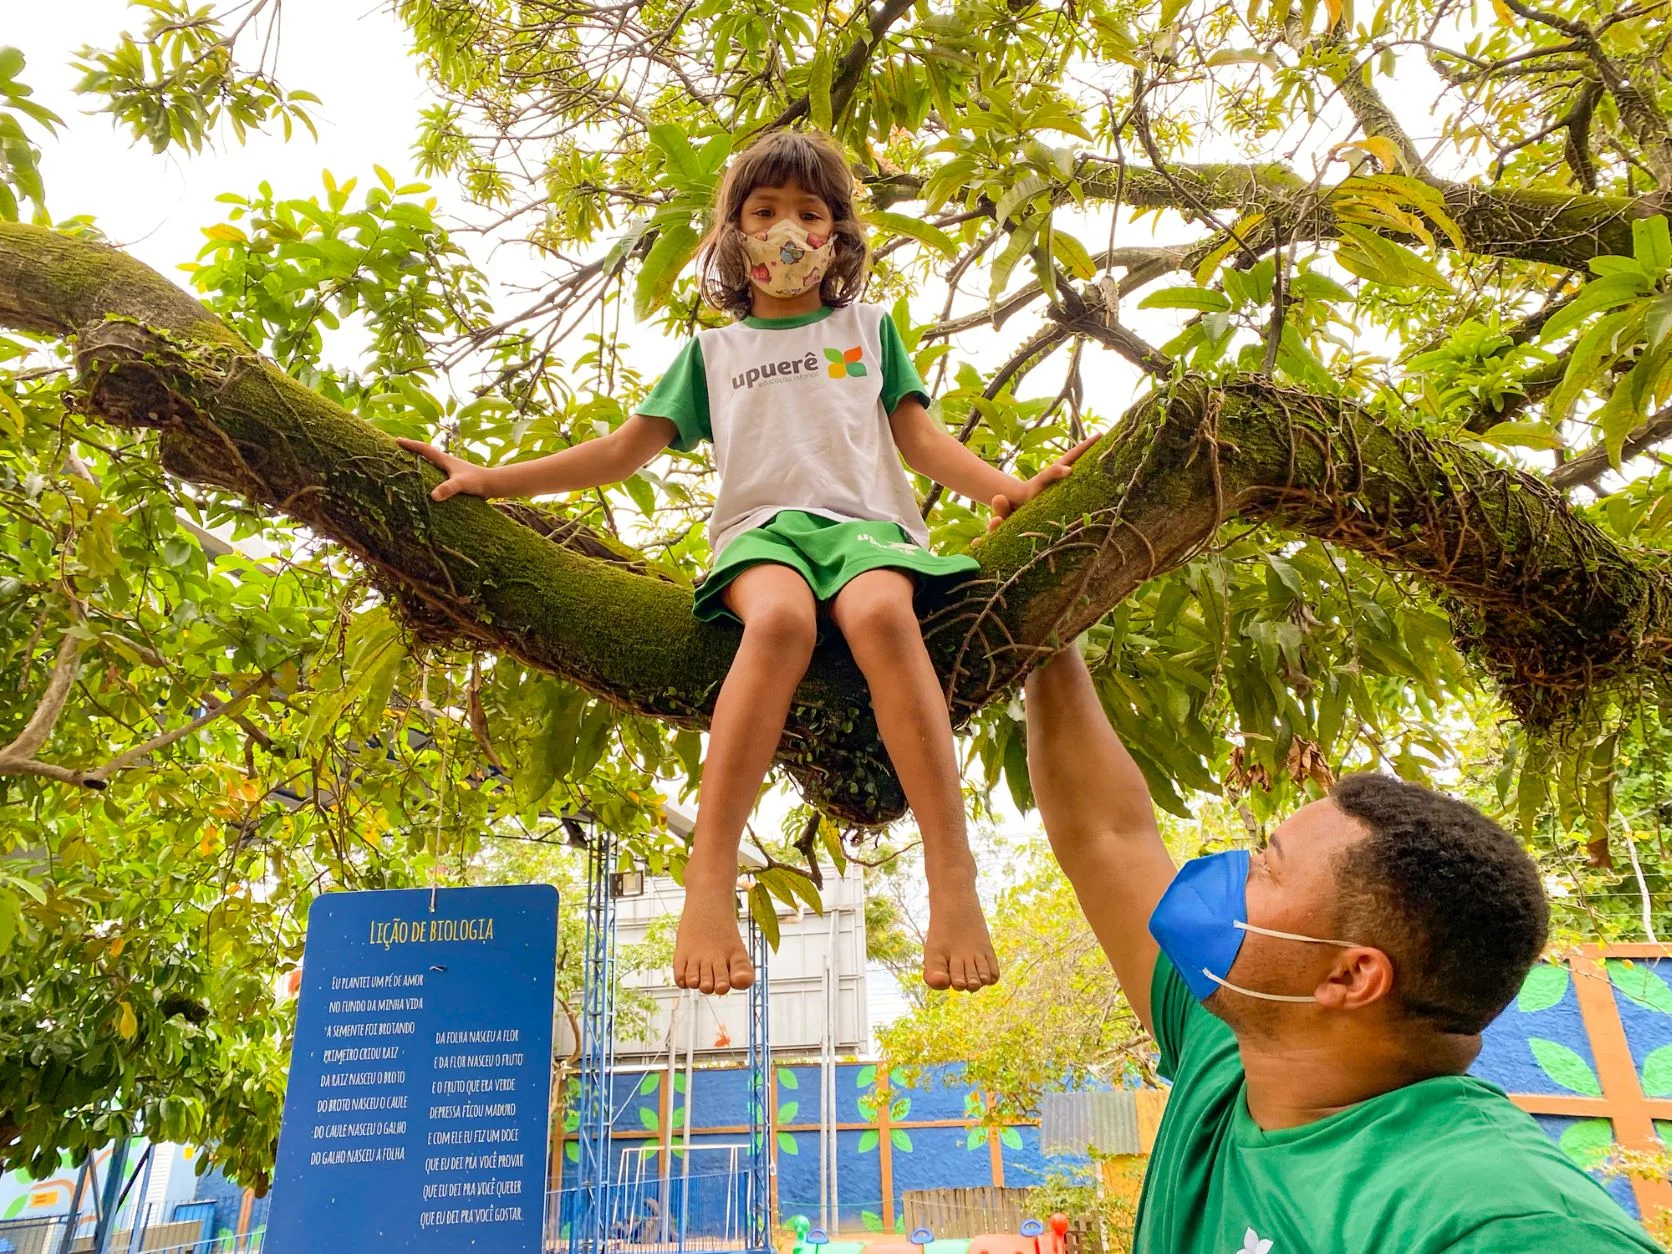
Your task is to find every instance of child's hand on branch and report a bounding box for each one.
[987,434,1101,531]
[396,438,497,501]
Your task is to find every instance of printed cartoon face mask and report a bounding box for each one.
[741,218,836,299]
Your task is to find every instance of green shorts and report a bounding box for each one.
[692,510,981,624]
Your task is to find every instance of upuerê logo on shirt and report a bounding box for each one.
[730,345,867,391]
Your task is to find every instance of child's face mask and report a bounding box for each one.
[741,218,835,299]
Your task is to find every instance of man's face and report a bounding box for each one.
[1208,798,1370,1033]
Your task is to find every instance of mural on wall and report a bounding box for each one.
[1472,948,1672,1223]
[573,1060,1090,1233]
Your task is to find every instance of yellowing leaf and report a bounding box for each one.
[117,1001,137,1040]
[201,222,247,243]
[1358,136,1403,171]
[1491,0,1516,22]
[1324,0,1344,29]
[0,388,24,439]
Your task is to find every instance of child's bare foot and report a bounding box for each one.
[674,868,755,995]
[923,867,999,992]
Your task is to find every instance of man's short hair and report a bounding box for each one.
[1331,772,1548,1034]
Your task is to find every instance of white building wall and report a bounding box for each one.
[613,865,869,1061]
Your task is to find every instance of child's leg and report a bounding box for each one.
[675,563,818,995]
[829,569,998,992]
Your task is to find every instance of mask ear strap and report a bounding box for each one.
[1202,970,1318,1003]
[1235,920,1357,948]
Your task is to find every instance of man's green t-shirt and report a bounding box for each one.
[1136,955,1661,1253]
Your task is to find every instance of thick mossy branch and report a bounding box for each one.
[3,222,1670,823]
[870,162,1668,271]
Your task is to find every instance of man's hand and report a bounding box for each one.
[988,434,1101,528]
[395,438,497,501]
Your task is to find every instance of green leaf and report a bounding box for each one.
[1633,216,1671,274]
[1516,964,1570,1013]
[1528,1037,1602,1096]
[995,173,1049,227]
[1479,420,1564,452]
[808,48,833,133]
[863,210,957,259]
[856,1064,876,1088]
[778,1100,799,1122]
[777,1132,798,1154]
[633,220,700,319]
[1139,286,1231,313]
[861,1211,883,1232]
[640,1073,660,1094]
[639,1106,659,1131]
[1334,223,1449,291]
[988,219,1039,298]
[777,1067,798,1090]
[749,883,780,949]
[1558,1119,1615,1172]
[857,1130,879,1154]
[1050,229,1097,279]
[1608,959,1672,1013]
[1000,1127,1023,1149]
[891,1129,913,1152]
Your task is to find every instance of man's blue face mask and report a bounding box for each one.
[1148,849,1359,1003]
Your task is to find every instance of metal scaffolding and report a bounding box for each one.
[563,820,772,1254]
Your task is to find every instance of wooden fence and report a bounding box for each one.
[901,1188,1097,1254]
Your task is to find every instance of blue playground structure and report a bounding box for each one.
[557,817,773,1254]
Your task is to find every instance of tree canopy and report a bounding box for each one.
[5,0,1672,1190]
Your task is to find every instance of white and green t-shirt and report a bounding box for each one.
[637,303,932,555]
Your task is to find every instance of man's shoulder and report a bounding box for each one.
[1362,1076,1655,1247]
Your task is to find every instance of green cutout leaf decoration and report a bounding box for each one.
[858,1129,879,1153]
[862,1212,883,1232]
[640,1073,660,1095]
[778,1068,798,1090]
[639,1107,659,1131]
[1516,964,1570,1013]
[1642,1044,1672,1097]
[565,1142,579,1163]
[965,1128,985,1150]
[1000,1127,1023,1150]
[1607,960,1672,1014]
[1559,1119,1615,1171]
[857,1065,877,1089]
[778,1101,799,1123]
[891,1129,913,1152]
[1529,1038,1603,1096]
[777,1132,798,1154]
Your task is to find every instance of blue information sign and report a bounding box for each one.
[268,885,559,1252]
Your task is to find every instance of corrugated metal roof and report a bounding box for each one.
[1038,1090,1141,1155]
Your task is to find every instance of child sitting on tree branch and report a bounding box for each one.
[400,129,1086,995]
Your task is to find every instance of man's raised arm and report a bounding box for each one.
[1024,649,1177,1033]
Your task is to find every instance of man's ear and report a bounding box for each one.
[1313,946,1395,1011]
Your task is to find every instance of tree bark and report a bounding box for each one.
[3,222,1669,823]
[867,161,1670,271]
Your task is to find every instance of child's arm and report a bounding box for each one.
[396,414,678,502]
[889,399,1089,514]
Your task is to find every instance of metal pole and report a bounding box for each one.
[661,994,678,1243]
[91,1138,130,1254]
[124,1145,157,1254]
[678,988,697,1252]
[54,1160,93,1254]
[827,897,841,1235]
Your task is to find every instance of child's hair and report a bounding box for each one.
[696,129,870,320]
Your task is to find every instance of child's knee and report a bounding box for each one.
[839,588,921,650]
[742,599,817,657]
